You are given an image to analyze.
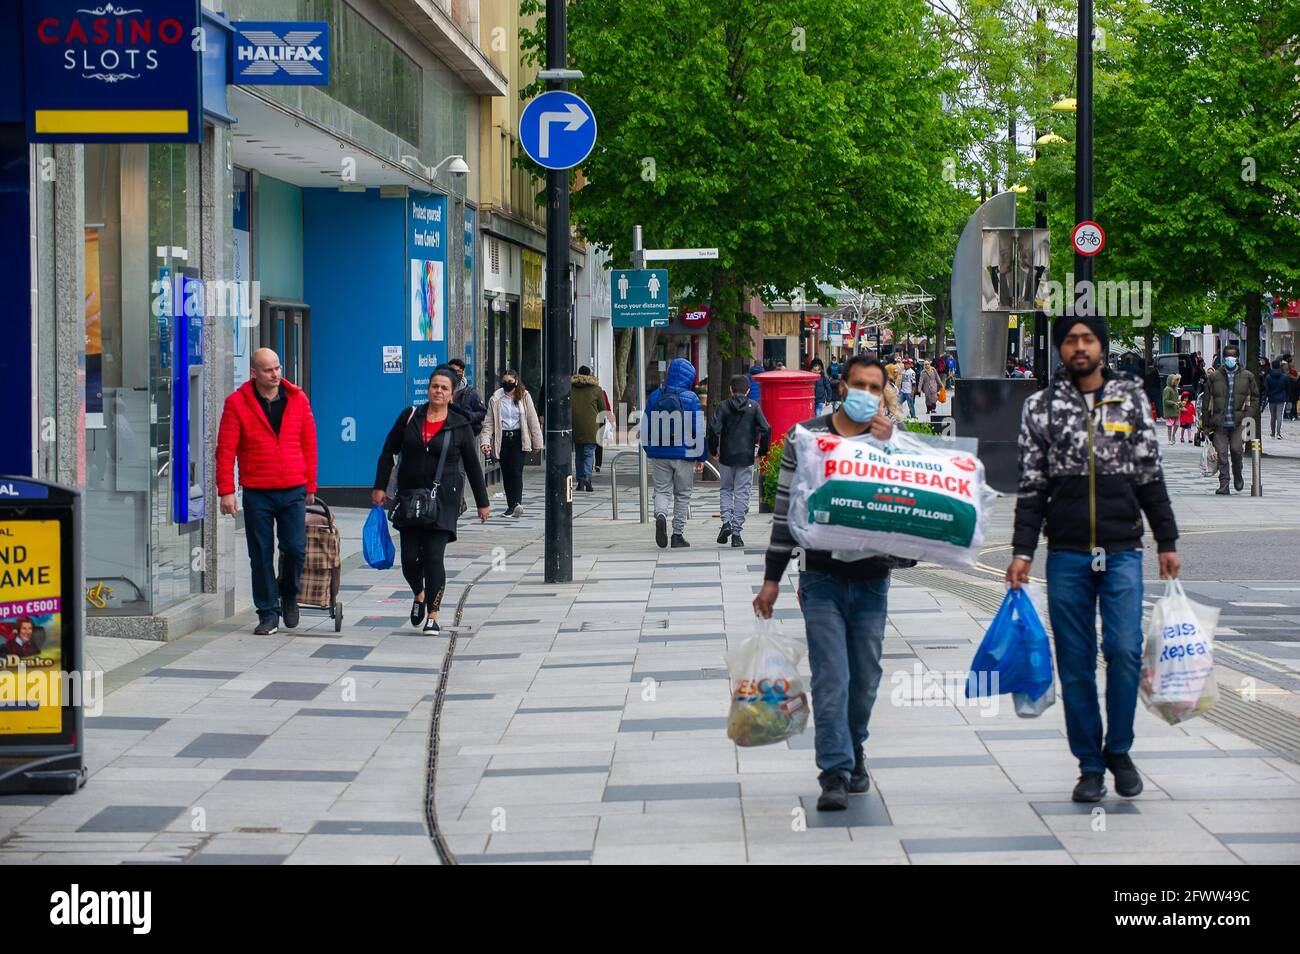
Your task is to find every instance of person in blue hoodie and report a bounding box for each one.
[643,357,707,547]
[748,363,764,402]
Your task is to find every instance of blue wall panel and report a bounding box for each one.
[0,124,33,476]
[303,189,407,488]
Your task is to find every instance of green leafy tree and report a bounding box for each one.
[520,0,964,409]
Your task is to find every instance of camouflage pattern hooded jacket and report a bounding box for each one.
[1012,366,1178,557]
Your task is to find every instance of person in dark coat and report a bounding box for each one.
[570,366,605,492]
[446,358,486,436]
[373,368,489,634]
[810,358,835,414]
[1264,360,1291,438]
[707,374,771,548]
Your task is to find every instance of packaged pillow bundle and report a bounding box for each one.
[787,426,993,568]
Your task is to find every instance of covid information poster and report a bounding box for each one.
[408,193,448,403]
[0,519,64,736]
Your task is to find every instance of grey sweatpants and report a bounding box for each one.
[652,458,694,535]
[719,463,754,533]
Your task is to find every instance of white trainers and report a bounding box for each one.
[512,504,524,517]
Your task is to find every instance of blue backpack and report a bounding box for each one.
[655,385,686,417]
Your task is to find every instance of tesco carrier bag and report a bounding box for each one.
[1139,579,1220,725]
[786,425,994,568]
[725,619,810,747]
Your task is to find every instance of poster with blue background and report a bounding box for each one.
[408,193,447,404]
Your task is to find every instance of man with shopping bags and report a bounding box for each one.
[1006,316,1180,803]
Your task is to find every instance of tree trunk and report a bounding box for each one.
[934,293,947,357]
[613,328,633,409]
[1143,324,1155,364]
[1245,290,1263,438]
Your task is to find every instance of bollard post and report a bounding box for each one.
[1251,438,1262,496]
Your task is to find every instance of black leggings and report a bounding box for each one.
[500,429,525,509]
[400,527,452,613]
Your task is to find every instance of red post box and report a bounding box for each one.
[755,370,819,442]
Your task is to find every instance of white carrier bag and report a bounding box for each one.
[787,425,995,569]
[1139,578,1220,725]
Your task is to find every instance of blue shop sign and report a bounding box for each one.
[22,0,203,144]
[231,22,330,86]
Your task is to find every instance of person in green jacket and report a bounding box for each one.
[571,366,606,492]
[1161,373,1182,444]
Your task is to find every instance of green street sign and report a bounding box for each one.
[611,269,669,328]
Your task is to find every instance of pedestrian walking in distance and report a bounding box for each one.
[1264,360,1290,439]
[707,374,771,549]
[216,348,319,636]
[480,370,543,516]
[919,360,942,416]
[444,358,486,516]
[1200,344,1259,494]
[373,368,490,634]
[643,357,706,548]
[570,365,604,492]
[898,360,917,417]
[1161,373,1183,444]
[1008,315,1180,804]
[754,355,911,812]
[810,357,835,415]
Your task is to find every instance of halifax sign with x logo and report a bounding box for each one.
[231,21,331,86]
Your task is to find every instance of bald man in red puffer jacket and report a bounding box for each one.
[216,349,318,635]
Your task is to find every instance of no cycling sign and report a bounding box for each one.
[1071,220,1105,256]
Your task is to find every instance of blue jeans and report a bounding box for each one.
[243,486,307,622]
[1045,549,1144,774]
[575,442,596,482]
[798,569,890,778]
[901,393,916,417]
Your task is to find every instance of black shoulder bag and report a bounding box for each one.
[391,418,453,530]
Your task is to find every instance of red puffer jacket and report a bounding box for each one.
[215,379,318,496]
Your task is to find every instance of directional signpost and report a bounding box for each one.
[611,269,670,328]
[519,90,597,172]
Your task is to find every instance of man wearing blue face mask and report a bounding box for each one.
[1201,344,1259,494]
[754,355,913,811]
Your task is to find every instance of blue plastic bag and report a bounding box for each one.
[362,505,395,569]
[965,587,1054,715]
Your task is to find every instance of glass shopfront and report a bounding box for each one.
[83,143,206,616]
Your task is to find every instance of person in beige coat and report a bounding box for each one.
[480,369,544,516]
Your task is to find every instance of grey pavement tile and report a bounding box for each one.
[482,766,609,777]
[176,733,267,759]
[253,681,330,701]
[516,705,623,714]
[620,717,725,733]
[457,653,523,661]
[458,850,591,864]
[1032,801,1141,816]
[309,820,426,835]
[294,708,407,719]
[87,717,170,731]
[604,782,739,801]
[870,755,996,768]
[350,664,439,674]
[638,634,726,643]
[445,693,495,701]
[224,769,358,782]
[977,730,1064,741]
[147,668,241,680]
[338,584,370,591]
[902,835,1063,853]
[797,793,893,828]
[357,616,409,627]
[541,660,633,669]
[79,806,186,833]
[478,619,543,626]
[188,853,287,864]
[632,669,728,682]
[310,645,373,660]
[1213,832,1300,844]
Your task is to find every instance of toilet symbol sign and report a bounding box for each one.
[611,269,670,328]
[519,91,597,171]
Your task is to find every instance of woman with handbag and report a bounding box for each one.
[373,368,490,633]
[480,369,544,517]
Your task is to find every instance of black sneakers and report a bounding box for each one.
[817,771,849,811]
[1104,750,1143,797]
[717,525,731,544]
[849,748,870,793]
[670,534,690,548]
[281,600,299,630]
[1215,486,1231,495]
[655,514,668,549]
[410,599,426,628]
[730,535,745,548]
[1234,474,1245,492]
[423,616,441,634]
[254,618,279,636]
[1072,772,1107,803]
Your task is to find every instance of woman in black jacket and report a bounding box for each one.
[373,368,490,633]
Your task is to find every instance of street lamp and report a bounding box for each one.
[399,153,470,180]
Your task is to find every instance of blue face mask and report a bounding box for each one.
[843,388,880,423]
[1224,356,1238,369]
